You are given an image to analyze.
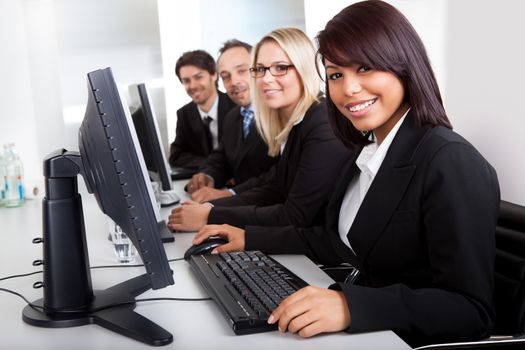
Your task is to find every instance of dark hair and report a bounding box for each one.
[218,39,252,58]
[175,50,216,81]
[316,0,451,150]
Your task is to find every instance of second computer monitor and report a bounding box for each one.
[131,83,173,192]
[130,83,180,209]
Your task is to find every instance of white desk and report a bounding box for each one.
[0,181,412,349]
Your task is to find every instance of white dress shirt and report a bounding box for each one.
[198,95,219,149]
[338,111,409,251]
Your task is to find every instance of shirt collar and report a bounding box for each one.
[240,104,255,116]
[198,94,219,121]
[355,108,410,177]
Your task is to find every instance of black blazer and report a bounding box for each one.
[168,91,236,169]
[198,106,277,188]
[208,100,353,228]
[245,113,500,347]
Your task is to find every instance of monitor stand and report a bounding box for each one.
[159,188,180,207]
[23,275,172,346]
[158,221,174,243]
[22,150,173,346]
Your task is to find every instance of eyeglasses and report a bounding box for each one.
[249,64,295,78]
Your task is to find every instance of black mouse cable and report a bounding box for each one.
[91,257,185,270]
[0,257,185,283]
[0,286,211,315]
[0,270,42,282]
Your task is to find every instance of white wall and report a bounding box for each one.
[0,0,41,186]
[53,0,164,151]
[443,0,525,205]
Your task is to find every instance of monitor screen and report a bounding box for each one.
[130,84,173,192]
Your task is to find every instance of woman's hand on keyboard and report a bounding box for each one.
[194,224,245,253]
[267,286,351,337]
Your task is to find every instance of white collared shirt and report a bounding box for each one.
[198,95,219,149]
[338,110,409,251]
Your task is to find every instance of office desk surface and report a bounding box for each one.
[0,182,412,350]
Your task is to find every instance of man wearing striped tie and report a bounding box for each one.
[186,40,277,202]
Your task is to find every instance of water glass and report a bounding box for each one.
[108,219,137,263]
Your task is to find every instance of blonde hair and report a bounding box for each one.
[251,28,321,156]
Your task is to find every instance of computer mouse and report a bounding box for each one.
[184,237,228,260]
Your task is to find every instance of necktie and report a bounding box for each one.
[203,115,213,150]
[240,107,254,139]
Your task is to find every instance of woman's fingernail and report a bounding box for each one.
[267,315,274,324]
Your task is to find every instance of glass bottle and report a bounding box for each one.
[4,143,24,208]
[0,151,5,207]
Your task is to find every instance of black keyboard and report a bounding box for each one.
[170,166,195,180]
[188,251,308,335]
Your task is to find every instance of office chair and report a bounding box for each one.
[416,200,525,350]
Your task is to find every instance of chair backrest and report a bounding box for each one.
[493,200,525,336]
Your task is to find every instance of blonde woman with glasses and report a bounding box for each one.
[168,27,351,235]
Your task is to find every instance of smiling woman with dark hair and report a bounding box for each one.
[192,1,500,347]
[317,0,451,152]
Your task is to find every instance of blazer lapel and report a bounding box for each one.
[217,92,232,140]
[236,121,259,164]
[189,104,209,151]
[347,113,430,263]
[231,112,246,170]
[276,125,296,187]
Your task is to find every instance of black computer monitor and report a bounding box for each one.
[129,84,195,182]
[22,68,174,346]
[128,83,178,243]
[130,83,179,206]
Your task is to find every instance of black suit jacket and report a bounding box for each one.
[198,106,277,188]
[168,91,236,169]
[208,100,354,228]
[245,113,500,347]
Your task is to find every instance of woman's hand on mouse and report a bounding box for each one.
[167,200,212,232]
[194,224,245,253]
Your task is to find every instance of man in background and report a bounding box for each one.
[186,40,276,202]
[169,50,236,169]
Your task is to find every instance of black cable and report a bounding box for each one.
[0,286,211,315]
[0,257,185,282]
[0,271,42,282]
[91,257,185,270]
[0,287,44,311]
[1,257,206,314]
[136,297,211,302]
[76,297,213,313]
